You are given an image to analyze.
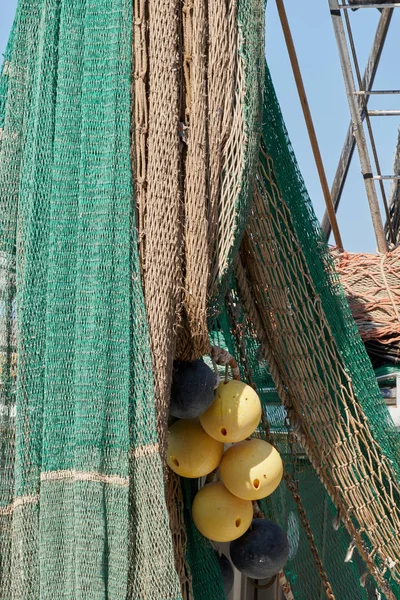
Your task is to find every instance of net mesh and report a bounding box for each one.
[2,0,400,599]
[333,248,400,367]
[231,63,400,598]
[333,249,400,346]
[0,1,181,598]
[211,304,378,600]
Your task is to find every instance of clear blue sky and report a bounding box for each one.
[1,2,400,253]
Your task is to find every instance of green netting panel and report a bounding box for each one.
[261,61,400,483]
[0,14,17,134]
[259,58,400,596]
[211,303,382,600]
[0,1,181,599]
[211,0,265,312]
[375,365,400,381]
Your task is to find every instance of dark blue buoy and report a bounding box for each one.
[169,359,216,419]
[229,519,289,580]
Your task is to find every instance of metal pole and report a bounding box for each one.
[342,8,396,245]
[339,3,400,8]
[354,89,400,95]
[275,0,344,250]
[368,110,400,116]
[328,0,388,253]
[253,580,258,600]
[321,8,393,239]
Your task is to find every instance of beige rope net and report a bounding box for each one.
[133,0,257,441]
[131,1,263,597]
[9,0,400,597]
[180,0,210,361]
[131,0,400,597]
[333,249,400,346]
[236,142,400,599]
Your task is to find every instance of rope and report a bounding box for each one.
[178,0,211,361]
[233,143,399,599]
[210,345,241,380]
[249,575,277,590]
[133,0,148,265]
[144,0,183,450]
[380,253,400,323]
[278,571,296,600]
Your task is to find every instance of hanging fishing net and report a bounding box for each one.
[2,0,400,599]
[0,1,181,598]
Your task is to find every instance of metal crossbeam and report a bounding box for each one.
[368,109,400,115]
[354,90,400,95]
[338,3,400,8]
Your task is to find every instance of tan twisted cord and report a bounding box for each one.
[166,471,194,600]
[178,0,211,361]
[130,0,260,596]
[144,0,183,449]
[207,0,240,291]
[136,0,243,372]
[279,571,296,600]
[210,345,240,380]
[225,291,255,386]
[207,0,229,261]
[182,0,193,122]
[235,144,399,599]
[209,8,248,296]
[379,253,400,323]
[132,3,193,597]
[133,0,148,264]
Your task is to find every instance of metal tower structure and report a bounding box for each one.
[325,2,400,253]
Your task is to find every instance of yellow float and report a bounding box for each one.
[199,380,261,443]
[166,419,224,478]
[192,482,253,542]
[220,438,283,500]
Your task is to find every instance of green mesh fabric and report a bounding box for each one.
[375,365,400,381]
[206,51,400,597]
[0,1,181,599]
[0,16,17,133]
[2,0,400,597]
[261,62,400,482]
[210,0,265,313]
[211,303,382,600]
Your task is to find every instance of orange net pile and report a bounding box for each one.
[334,248,400,347]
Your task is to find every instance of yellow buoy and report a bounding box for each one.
[199,380,261,443]
[167,419,224,478]
[220,438,283,500]
[192,482,253,542]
